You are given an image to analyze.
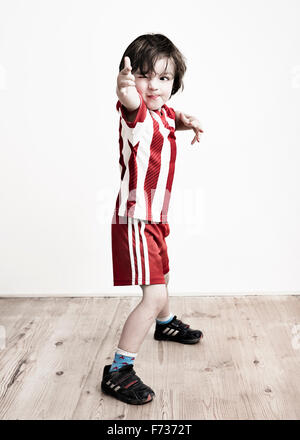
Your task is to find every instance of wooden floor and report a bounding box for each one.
[0,295,299,420]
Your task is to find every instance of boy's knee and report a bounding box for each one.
[141,284,167,312]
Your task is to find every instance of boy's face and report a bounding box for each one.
[133,57,175,112]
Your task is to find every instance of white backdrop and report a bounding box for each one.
[0,0,299,296]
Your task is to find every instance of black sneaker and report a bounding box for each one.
[154,315,203,344]
[101,364,155,405]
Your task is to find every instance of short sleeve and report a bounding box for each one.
[116,91,148,128]
[163,105,176,120]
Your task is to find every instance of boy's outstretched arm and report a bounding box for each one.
[175,110,204,144]
[116,56,140,113]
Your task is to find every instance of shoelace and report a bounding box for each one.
[173,315,190,329]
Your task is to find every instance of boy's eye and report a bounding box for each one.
[137,74,170,80]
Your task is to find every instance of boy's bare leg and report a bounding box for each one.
[117,283,168,353]
[156,272,171,319]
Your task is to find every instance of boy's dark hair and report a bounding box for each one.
[119,33,187,97]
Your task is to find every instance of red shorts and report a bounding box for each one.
[111,215,170,286]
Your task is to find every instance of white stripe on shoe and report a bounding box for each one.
[166,329,175,335]
[162,327,180,336]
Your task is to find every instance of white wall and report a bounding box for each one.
[0,0,299,296]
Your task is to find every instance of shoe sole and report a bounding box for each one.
[101,383,155,405]
[154,334,203,344]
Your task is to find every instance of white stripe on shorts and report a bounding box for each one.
[140,221,150,285]
[128,218,150,285]
[128,218,135,285]
[133,219,143,285]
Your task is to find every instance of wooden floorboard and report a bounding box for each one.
[0,295,299,420]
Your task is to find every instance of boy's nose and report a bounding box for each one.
[148,78,159,90]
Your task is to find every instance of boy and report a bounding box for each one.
[101,34,204,405]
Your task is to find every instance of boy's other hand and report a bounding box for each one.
[117,56,136,96]
[179,112,204,144]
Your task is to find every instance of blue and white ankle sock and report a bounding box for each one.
[156,312,174,325]
[109,347,137,373]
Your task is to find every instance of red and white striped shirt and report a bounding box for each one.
[113,92,177,223]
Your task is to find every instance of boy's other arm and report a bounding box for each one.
[175,111,194,131]
[116,56,140,122]
[175,110,204,144]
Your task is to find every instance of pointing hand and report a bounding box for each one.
[117,56,136,95]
